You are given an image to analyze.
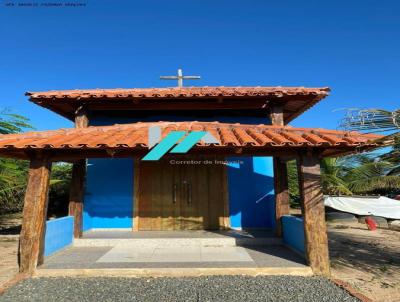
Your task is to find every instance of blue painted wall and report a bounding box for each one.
[83,114,275,230]
[83,158,134,230]
[227,157,275,229]
[44,216,73,257]
[282,215,305,255]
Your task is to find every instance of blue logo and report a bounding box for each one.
[142,126,218,161]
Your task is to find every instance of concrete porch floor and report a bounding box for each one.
[38,230,309,276]
[40,245,307,269]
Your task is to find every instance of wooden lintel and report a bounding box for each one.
[19,154,52,274]
[273,157,290,237]
[0,146,369,162]
[297,152,330,276]
[88,102,267,111]
[46,148,302,161]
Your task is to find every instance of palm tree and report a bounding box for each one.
[0,111,32,134]
[334,154,400,195]
[340,109,400,133]
[285,108,400,203]
[380,136,400,176]
[339,107,400,194]
[320,157,353,195]
[287,152,400,204]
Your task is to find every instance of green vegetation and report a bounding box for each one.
[287,147,400,206]
[0,111,32,214]
[321,153,400,195]
[0,158,29,214]
[0,111,71,215]
[0,111,32,134]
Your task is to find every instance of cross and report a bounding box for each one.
[160,69,201,88]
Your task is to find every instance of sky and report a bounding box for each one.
[0,0,399,131]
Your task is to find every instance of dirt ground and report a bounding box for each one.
[328,221,400,302]
[0,213,21,288]
[0,239,18,287]
[0,213,399,302]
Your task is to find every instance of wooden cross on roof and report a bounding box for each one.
[160,69,201,87]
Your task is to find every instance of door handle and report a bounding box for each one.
[173,184,177,204]
[187,182,192,205]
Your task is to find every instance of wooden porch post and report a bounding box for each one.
[68,106,88,238]
[298,152,330,276]
[74,105,89,128]
[19,153,52,274]
[68,159,86,238]
[270,104,290,236]
[269,104,284,126]
[273,157,290,237]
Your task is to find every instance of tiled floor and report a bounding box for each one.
[96,245,254,263]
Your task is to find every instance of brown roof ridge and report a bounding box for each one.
[25,86,331,124]
[26,86,331,96]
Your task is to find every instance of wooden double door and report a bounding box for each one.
[136,158,228,230]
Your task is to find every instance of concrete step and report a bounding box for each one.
[73,237,282,248]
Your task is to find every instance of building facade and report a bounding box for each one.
[0,86,382,275]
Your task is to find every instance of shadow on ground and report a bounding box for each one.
[328,230,400,274]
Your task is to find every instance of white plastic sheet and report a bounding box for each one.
[324,196,400,220]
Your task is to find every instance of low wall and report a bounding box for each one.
[282,215,305,256]
[44,216,74,257]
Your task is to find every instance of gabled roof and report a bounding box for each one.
[0,121,381,160]
[26,86,330,123]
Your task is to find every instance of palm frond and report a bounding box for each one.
[348,175,400,193]
[339,108,400,133]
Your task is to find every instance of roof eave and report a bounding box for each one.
[26,86,330,123]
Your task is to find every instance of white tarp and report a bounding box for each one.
[324,196,400,220]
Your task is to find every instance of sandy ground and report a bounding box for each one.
[0,239,18,287]
[0,213,399,302]
[0,213,21,288]
[328,222,400,302]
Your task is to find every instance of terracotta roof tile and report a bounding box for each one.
[232,128,258,146]
[26,86,330,99]
[0,122,382,159]
[26,86,330,123]
[262,131,293,146]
